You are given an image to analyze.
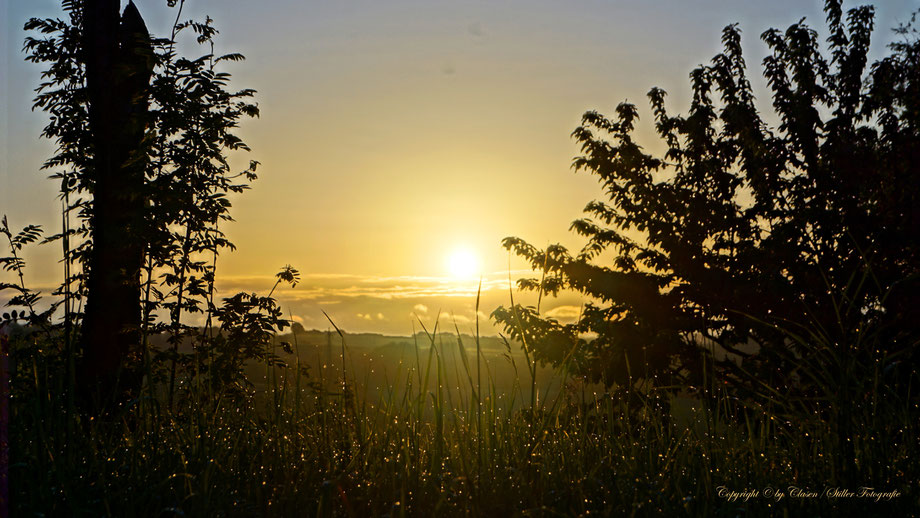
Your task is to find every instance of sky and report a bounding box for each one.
[2,0,918,334]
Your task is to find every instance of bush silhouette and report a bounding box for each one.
[493,0,920,415]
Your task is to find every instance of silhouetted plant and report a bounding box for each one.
[22,1,262,409]
[0,218,45,327]
[494,0,920,424]
[203,291,291,397]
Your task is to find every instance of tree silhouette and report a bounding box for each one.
[24,0,260,411]
[77,0,154,407]
[494,0,920,411]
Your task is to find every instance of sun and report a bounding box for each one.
[446,247,480,279]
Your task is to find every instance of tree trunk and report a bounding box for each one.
[79,0,153,411]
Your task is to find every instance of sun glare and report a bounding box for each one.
[446,247,480,279]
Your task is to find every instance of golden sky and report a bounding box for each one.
[2,0,916,334]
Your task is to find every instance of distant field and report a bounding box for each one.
[256,329,574,414]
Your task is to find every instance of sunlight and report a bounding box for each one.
[446,247,481,279]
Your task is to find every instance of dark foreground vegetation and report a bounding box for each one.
[4,0,920,516]
[7,318,920,516]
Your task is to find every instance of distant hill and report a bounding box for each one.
[263,328,571,410]
[281,328,509,353]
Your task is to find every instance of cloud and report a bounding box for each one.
[9,271,587,338]
[544,305,583,321]
[209,270,585,336]
[445,312,473,324]
[442,308,494,325]
[216,272,523,302]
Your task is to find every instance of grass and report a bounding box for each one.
[8,297,920,516]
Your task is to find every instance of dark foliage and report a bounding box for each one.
[7,0,286,411]
[493,0,920,415]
